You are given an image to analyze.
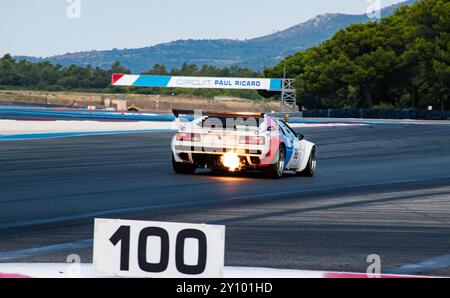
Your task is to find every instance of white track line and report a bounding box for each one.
[0,120,176,136]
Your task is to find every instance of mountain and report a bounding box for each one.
[16,0,419,72]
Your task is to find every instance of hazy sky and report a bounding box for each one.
[0,0,405,57]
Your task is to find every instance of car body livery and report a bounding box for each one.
[171,110,316,178]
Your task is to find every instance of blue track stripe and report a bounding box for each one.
[0,129,176,141]
[0,108,178,121]
[0,240,93,261]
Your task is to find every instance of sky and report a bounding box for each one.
[0,0,406,57]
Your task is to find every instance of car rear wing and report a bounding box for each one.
[172,109,270,132]
[172,109,264,119]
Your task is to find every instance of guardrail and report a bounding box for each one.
[302,109,450,120]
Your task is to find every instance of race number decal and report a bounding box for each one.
[93,219,225,278]
[294,149,299,160]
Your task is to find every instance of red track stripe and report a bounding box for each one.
[0,273,32,278]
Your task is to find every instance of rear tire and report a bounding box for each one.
[298,147,316,177]
[264,145,285,179]
[172,155,196,174]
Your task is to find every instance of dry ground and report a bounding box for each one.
[0,90,280,112]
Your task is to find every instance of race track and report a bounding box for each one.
[1,123,450,276]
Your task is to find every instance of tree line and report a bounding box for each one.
[265,0,449,110]
[0,57,264,100]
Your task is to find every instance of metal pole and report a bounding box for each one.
[281,62,286,113]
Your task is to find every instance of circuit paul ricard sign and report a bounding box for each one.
[112,74,283,91]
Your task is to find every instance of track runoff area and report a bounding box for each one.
[1,75,450,279]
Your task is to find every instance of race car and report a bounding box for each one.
[171,110,316,178]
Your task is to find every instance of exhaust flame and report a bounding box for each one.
[222,151,240,172]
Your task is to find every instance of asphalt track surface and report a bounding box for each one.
[1,124,450,276]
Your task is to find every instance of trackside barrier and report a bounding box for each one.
[3,105,450,121]
[303,109,450,120]
[0,108,178,121]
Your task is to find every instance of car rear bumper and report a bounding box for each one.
[173,150,269,170]
[174,145,263,156]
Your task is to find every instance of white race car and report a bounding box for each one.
[171,110,316,179]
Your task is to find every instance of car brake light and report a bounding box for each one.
[239,136,265,145]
